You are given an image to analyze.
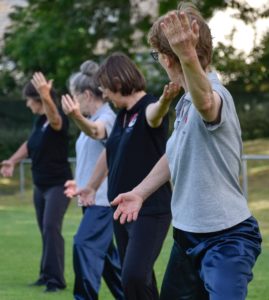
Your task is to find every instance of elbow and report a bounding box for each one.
[196,93,214,114]
[50,117,62,131]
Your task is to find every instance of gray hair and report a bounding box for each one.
[69,60,102,97]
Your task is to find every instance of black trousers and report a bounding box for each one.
[33,184,70,288]
[114,213,171,300]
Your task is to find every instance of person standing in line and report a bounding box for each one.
[0,73,72,293]
[76,52,180,300]
[111,3,262,300]
[61,60,124,300]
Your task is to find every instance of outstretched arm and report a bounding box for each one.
[61,94,107,139]
[0,141,28,177]
[31,72,62,130]
[160,11,221,122]
[112,154,171,224]
[146,82,180,128]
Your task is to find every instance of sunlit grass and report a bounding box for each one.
[0,138,269,299]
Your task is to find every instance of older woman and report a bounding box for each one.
[112,3,262,300]
[61,60,124,300]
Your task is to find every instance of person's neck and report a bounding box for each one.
[88,99,104,116]
[124,90,146,110]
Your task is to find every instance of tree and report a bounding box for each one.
[1,0,267,98]
[0,0,146,96]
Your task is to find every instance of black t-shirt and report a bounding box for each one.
[27,111,72,187]
[106,94,171,215]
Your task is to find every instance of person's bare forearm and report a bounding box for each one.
[8,141,28,164]
[133,154,171,201]
[146,82,180,128]
[146,100,171,128]
[86,150,108,190]
[181,51,215,116]
[72,113,106,140]
[41,92,62,128]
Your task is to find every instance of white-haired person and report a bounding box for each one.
[61,60,124,300]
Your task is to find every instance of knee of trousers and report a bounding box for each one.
[122,269,151,291]
[73,234,88,250]
[43,223,61,236]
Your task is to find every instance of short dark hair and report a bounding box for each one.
[22,81,58,104]
[96,52,146,96]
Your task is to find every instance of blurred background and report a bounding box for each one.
[0,0,268,160]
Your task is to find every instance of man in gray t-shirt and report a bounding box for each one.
[111,3,262,300]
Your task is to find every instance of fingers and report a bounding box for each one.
[61,94,76,114]
[178,11,190,32]
[191,19,200,40]
[31,72,53,95]
[32,72,46,87]
[111,195,122,206]
[160,11,181,36]
[113,206,121,220]
[120,213,128,224]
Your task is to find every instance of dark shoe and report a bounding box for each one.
[44,284,65,293]
[28,278,47,286]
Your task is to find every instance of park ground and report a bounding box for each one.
[0,139,269,300]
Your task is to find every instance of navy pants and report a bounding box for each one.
[114,213,171,300]
[34,184,70,288]
[73,205,124,300]
[161,216,262,300]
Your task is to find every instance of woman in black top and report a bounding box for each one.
[0,73,72,293]
[77,52,179,300]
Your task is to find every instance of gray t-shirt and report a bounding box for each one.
[166,72,251,233]
[75,103,115,207]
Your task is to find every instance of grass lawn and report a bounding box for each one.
[0,138,269,300]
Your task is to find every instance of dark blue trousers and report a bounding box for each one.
[34,184,70,289]
[73,205,124,300]
[161,216,262,300]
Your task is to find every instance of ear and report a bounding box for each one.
[161,53,173,68]
[84,89,93,100]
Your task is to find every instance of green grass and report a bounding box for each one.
[0,138,269,299]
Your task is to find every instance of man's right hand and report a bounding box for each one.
[0,160,15,177]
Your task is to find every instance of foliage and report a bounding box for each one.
[1,0,141,95]
[0,0,266,95]
[0,0,269,140]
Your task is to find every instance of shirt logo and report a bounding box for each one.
[128,113,138,127]
[41,120,49,132]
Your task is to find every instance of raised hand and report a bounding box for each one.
[75,187,96,207]
[64,180,77,198]
[0,160,15,177]
[159,82,181,105]
[31,72,53,99]
[61,94,81,118]
[160,11,199,62]
[111,191,143,224]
